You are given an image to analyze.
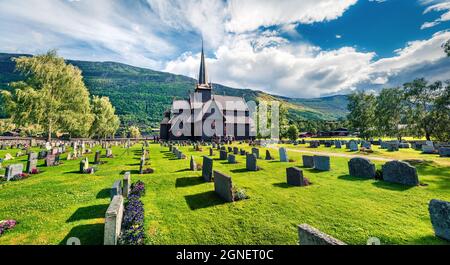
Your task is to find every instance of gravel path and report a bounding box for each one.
[268,146,393,162]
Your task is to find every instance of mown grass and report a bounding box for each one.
[0,143,449,245]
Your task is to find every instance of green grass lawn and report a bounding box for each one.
[0,143,449,245]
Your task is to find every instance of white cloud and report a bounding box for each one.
[421,0,450,29]
[225,0,358,33]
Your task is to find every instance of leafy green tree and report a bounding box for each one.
[90,96,120,139]
[2,51,93,140]
[428,81,450,142]
[403,78,447,141]
[128,126,141,138]
[375,87,407,140]
[347,91,376,140]
[287,124,299,141]
[279,103,290,140]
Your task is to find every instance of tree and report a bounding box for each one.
[347,91,376,140]
[375,87,407,140]
[403,78,447,141]
[128,126,141,138]
[279,103,290,140]
[287,124,299,141]
[90,96,120,139]
[443,40,450,57]
[428,81,450,142]
[2,51,93,140]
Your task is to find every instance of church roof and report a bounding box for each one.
[198,40,209,88]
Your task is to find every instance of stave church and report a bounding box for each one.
[160,43,254,141]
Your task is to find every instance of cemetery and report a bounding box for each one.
[0,139,449,245]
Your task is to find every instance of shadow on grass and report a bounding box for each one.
[185,191,227,210]
[338,174,372,182]
[63,170,82,174]
[96,188,111,199]
[272,182,296,188]
[126,162,141,166]
[120,170,141,175]
[372,181,414,191]
[60,223,104,245]
[414,235,450,245]
[175,168,192,173]
[66,204,109,223]
[176,176,204,188]
[230,168,248,174]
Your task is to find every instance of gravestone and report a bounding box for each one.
[362,141,371,149]
[240,149,246,156]
[190,156,197,171]
[139,157,145,174]
[94,151,101,164]
[80,158,89,173]
[428,199,450,241]
[251,148,260,159]
[387,143,399,152]
[227,147,233,153]
[348,157,375,179]
[279,147,288,162]
[265,150,273,160]
[106,148,113,158]
[309,141,319,148]
[209,148,214,156]
[104,195,124,245]
[439,147,450,157]
[302,155,314,168]
[5,164,23,181]
[220,150,228,160]
[298,224,346,245]
[349,141,358,151]
[399,143,410,149]
[313,156,330,171]
[26,154,38,174]
[202,156,213,182]
[123,172,131,198]
[228,154,236,164]
[4,153,13,161]
[213,171,234,202]
[286,167,308,187]
[382,160,419,186]
[45,154,57,167]
[233,147,239,155]
[324,142,332,148]
[422,144,435,154]
[111,180,122,200]
[246,153,258,171]
[335,141,342,149]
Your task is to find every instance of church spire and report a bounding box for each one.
[198,39,209,87]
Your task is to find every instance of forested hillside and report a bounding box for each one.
[0,53,349,128]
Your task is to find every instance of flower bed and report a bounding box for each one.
[118,181,146,245]
[0,220,17,236]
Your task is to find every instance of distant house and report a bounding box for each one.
[318,128,350,137]
[160,42,254,141]
[299,132,314,138]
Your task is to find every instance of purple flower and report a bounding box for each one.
[0,220,17,236]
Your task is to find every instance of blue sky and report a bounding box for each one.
[0,0,449,98]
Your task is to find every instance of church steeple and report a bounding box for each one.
[197,40,211,90]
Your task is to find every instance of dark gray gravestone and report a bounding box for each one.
[5,164,23,181]
[335,141,342,149]
[233,147,239,155]
[139,157,145,174]
[209,148,214,156]
[228,147,233,153]
[302,155,314,168]
[246,153,258,171]
[202,156,213,182]
[313,156,330,171]
[111,180,122,200]
[286,167,306,186]
[428,199,450,241]
[265,150,273,160]
[251,148,259,159]
[439,147,450,157]
[220,150,228,160]
[348,157,376,179]
[213,171,234,202]
[228,154,236,164]
[190,156,197,171]
[94,151,101,164]
[26,157,38,174]
[382,160,419,186]
[349,141,358,151]
[240,149,246,156]
[298,224,346,245]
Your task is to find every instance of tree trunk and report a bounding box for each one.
[426,132,431,141]
[47,123,52,142]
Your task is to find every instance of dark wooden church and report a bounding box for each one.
[160,43,254,141]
